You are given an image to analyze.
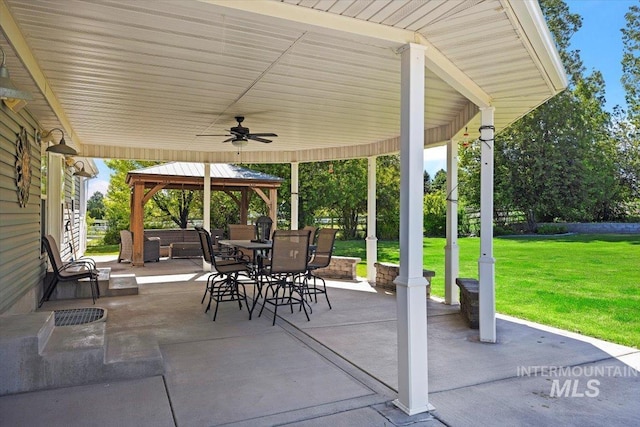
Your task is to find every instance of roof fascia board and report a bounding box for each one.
[503,0,568,93]
[0,0,82,148]
[199,0,492,107]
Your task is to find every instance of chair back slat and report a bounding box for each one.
[302,225,318,244]
[269,230,310,274]
[195,226,214,264]
[228,224,256,240]
[310,228,338,268]
[43,235,64,271]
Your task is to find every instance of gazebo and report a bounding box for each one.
[126,162,283,265]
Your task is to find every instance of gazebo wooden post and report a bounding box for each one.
[131,181,145,266]
[269,188,278,230]
[240,189,249,224]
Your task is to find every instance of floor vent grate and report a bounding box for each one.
[54,308,106,326]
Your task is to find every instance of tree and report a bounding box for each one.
[103,160,159,244]
[423,171,431,194]
[618,4,640,205]
[622,4,640,124]
[460,0,623,231]
[87,191,105,219]
[152,189,200,229]
[376,155,400,239]
[431,169,447,193]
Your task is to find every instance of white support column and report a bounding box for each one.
[366,156,378,283]
[478,107,496,343]
[393,42,432,415]
[203,163,211,271]
[445,139,460,305]
[291,162,299,230]
[47,154,64,243]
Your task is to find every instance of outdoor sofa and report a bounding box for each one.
[143,229,201,258]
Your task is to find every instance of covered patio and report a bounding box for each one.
[1,256,638,426]
[1,0,570,416]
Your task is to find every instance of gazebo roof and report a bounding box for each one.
[126,162,283,191]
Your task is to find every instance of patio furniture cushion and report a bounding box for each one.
[144,229,200,258]
[118,230,161,263]
[170,242,202,258]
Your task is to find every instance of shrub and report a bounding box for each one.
[536,224,568,235]
[423,191,447,237]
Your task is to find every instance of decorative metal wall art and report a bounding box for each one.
[15,127,31,207]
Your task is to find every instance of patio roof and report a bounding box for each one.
[125,162,284,191]
[1,0,567,164]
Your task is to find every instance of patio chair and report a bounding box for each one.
[305,228,338,309]
[302,225,318,244]
[258,229,312,325]
[40,235,100,307]
[228,224,257,262]
[117,230,161,263]
[196,227,251,321]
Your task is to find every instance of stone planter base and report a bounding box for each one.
[374,262,434,297]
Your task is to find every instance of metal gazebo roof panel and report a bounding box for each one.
[128,162,284,183]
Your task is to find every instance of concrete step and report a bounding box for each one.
[0,312,55,395]
[0,310,163,396]
[50,267,138,301]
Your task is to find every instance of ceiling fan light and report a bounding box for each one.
[232,139,249,148]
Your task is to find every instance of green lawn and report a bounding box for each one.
[333,234,640,349]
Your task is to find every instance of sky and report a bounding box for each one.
[88,0,636,196]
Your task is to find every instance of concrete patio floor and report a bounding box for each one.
[1,256,639,426]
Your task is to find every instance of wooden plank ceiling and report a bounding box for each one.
[1,0,566,163]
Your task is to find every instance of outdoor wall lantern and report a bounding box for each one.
[43,128,78,156]
[72,161,93,178]
[0,45,32,101]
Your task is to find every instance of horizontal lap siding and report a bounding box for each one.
[0,104,44,314]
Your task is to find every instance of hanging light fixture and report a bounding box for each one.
[0,45,32,101]
[43,128,78,156]
[72,161,93,178]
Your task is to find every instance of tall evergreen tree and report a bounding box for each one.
[618,3,640,205]
[459,0,622,230]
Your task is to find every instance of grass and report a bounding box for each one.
[333,234,640,349]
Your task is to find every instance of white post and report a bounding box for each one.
[393,42,432,415]
[291,162,299,230]
[47,154,64,243]
[203,163,211,271]
[366,156,378,283]
[445,139,460,305]
[479,106,496,343]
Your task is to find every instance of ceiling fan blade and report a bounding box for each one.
[196,134,231,137]
[249,136,273,143]
[222,137,237,143]
[249,133,278,137]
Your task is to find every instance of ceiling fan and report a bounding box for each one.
[197,116,278,147]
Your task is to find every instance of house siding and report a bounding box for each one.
[0,104,45,315]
